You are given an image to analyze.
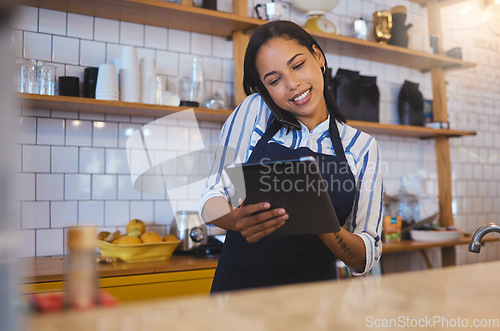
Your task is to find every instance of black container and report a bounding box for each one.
[202,0,216,10]
[58,76,80,97]
[180,100,200,107]
[388,13,412,48]
[83,67,99,98]
[398,80,424,126]
[331,68,380,122]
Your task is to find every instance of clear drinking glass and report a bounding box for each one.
[14,58,37,93]
[37,64,57,95]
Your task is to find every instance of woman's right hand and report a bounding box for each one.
[231,202,288,243]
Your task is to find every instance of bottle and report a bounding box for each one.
[65,227,99,310]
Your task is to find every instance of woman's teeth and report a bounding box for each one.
[293,89,310,102]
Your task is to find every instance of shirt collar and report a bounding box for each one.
[298,115,330,134]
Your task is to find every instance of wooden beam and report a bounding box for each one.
[432,66,455,227]
[441,246,456,267]
[232,30,250,106]
[435,137,454,227]
[427,0,444,54]
[430,68,448,122]
[427,0,455,228]
[232,0,248,16]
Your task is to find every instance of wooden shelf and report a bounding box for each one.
[19,0,476,73]
[18,93,233,122]
[347,120,476,138]
[309,30,475,72]
[383,236,499,254]
[18,0,263,38]
[18,94,477,138]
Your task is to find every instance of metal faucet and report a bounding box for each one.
[468,223,500,253]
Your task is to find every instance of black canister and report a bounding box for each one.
[58,76,80,97]
[398,80,424,126]
[202,0,216,10]
[83,67,99,98]
[332,68,380,123]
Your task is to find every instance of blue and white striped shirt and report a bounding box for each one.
[199,93,383,276]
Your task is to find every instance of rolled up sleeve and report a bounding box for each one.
[348,138,384,276]
[198,94,263,223]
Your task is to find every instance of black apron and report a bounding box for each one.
[210,115,356,293]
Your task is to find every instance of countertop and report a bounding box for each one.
[21,235,498,283]
[19,254,219,283]
[25,260,500,330]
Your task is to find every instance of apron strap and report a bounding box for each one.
[256,114,347,163]
[256,117,282,146]
[329,118,347,161]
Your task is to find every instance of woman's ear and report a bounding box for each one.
[312,45,325,67]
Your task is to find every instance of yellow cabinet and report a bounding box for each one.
[21,268,215,303]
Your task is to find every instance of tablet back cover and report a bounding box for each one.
[225,157,341,235]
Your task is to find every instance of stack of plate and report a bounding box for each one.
[410,230,462,242]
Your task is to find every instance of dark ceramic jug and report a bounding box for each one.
[389,13,412,48]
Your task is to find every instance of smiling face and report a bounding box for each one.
[256,37,328,130]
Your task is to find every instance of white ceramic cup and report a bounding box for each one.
[140,75,157,104]
[120,46,139,74]
[140,58,156,104]
[119,69,140,102]
[95,64,119,100]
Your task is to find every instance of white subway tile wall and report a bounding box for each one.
[51,201,78,228]
[52,36,80,65]
[10,2,500,266]
[80,40,106,67]
[23,31,51,61]
[67,13,94,40]
[145,25,168,50]
[38,8,66,35]
[78,200,105,226]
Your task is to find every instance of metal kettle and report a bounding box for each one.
[255,1,285,21]
[171,211,208,251]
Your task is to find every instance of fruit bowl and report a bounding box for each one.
[97,239,180,263]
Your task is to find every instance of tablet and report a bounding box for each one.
[224,156,341,236]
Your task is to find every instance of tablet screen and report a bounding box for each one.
[224,156,341,235]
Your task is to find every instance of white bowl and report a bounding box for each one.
[410,230,462,242]
[290,0,339,15]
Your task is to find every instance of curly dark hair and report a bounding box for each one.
[243,20,346,125]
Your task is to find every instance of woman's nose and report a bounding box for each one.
[286,72,301,89]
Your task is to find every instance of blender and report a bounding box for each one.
[179,56,205,107]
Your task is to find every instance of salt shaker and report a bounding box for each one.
[65,227,99,310]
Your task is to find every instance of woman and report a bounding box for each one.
[199,21,383,293]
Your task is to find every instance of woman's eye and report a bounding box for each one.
[293,61,305,70]
[269,77,280,86]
